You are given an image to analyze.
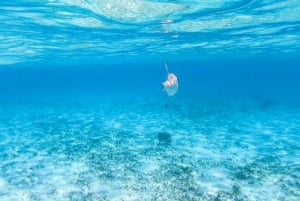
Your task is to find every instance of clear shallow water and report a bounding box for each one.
[1,1,300,201]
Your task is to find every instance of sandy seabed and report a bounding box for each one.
[0,100,299,201]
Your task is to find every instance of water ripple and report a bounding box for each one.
[0,0,300,65]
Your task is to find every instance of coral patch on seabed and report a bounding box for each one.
[157,132,172,145]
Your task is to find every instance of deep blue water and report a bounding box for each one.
[1,1,300,201]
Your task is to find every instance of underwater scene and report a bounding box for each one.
[1,1,300,201]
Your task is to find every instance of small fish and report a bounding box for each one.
[162,62,178,108]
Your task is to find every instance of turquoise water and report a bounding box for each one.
[1,1,300,201]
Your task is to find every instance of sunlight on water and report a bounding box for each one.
[1,0,300,65]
